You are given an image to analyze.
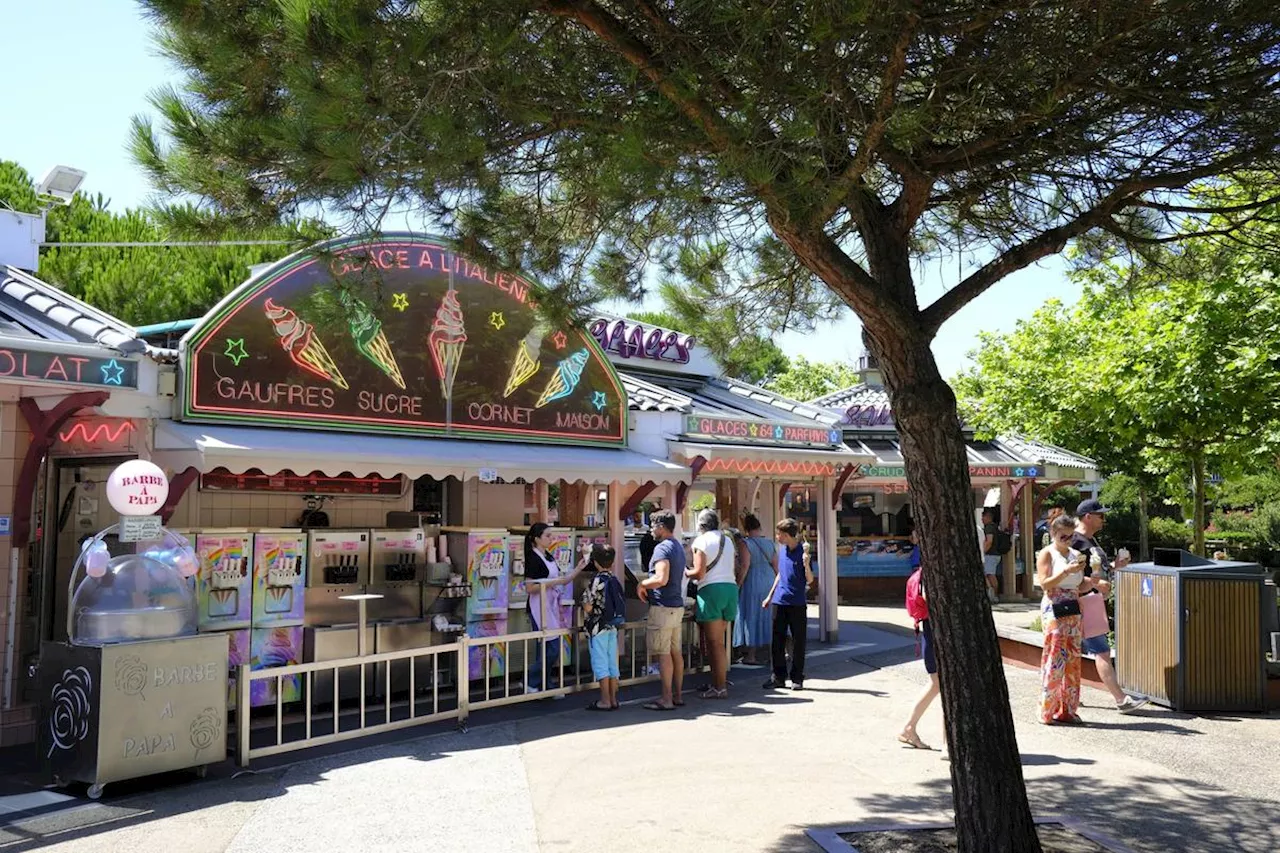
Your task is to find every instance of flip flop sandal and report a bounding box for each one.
[643,701,675,711]
[700,687,728,699]
[585,702,610,712]
[672,699,686,707]
[897,732,931,750]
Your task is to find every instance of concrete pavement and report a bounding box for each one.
[1,606,1276,853]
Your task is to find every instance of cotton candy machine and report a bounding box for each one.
[67,527,199,646]
[40,463,229,799]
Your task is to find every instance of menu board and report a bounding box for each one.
[182,234,626,446]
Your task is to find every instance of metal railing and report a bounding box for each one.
[235,616,726,766]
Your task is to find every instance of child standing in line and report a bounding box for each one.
[582,544,622,711]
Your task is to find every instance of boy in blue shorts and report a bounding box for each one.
[581,545,621,711]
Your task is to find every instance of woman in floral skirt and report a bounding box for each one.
[1037,514,1094,724]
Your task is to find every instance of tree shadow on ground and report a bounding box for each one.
[766,773,1280,853]
[0,668,823,850]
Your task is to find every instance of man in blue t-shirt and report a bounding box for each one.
[637,509,687,710]
[763,517,812,690]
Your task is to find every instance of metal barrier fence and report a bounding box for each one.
[235,617,725,766]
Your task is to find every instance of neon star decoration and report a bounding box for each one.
[489,311,506,330]
[392,293,409,311]
[99,359,125,385]
[591,391,608,412]
[223,339,249,366]
[551,331,568,350]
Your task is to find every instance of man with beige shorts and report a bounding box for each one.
[637,509,687,711]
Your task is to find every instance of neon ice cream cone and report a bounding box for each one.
[264,299,349,389]
[428,290,467,399]
[535,349,589,408]
[503,324,547,397]
[341,293,405,389]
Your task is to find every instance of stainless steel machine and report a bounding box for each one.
[367,528,426,621]
[304,529,371,627]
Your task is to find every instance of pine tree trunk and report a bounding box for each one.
[1190,448,1206,556]
[1138,484,1151,562]
[870,327,1043,853]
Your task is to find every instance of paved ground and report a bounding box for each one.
[2,605,1276,853]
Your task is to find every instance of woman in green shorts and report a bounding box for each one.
[685,508,738,699]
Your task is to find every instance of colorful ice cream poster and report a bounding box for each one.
[466,531,510,620]
[181,235,627,447]
[252,532,307,625]
[250,626,303,707]
[225,629,251,710]
[195,533,253,630]
[467,618,507,680]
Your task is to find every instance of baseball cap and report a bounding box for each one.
[1076,498,1111,516]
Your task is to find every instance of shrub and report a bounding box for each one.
[1148,517,1192,548]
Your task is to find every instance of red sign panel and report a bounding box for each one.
[182,235,626,446]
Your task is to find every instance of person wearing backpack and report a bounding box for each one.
[685,508,737,699]
[898,529,943,750]
[581,544,624,711]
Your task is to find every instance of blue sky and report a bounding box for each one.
[1,2,1079,379]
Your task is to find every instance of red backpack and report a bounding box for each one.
[905,568,929,623]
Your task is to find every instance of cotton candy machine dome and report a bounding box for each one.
[68,527,198,647]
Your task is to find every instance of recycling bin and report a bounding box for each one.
[1115,548,1268,712]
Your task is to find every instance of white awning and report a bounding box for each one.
[668,440,873,480]
[154,421,689,486]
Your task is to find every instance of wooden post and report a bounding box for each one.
[1020,479,1037,599]
[818,475,840,642]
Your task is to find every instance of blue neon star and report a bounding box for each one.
[591,391,608,411]
[100,359,125,385]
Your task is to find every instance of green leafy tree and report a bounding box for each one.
[0,161,320,325]
[959,236,1280,556]
[133,4,1280,848]
[766,356,859,403]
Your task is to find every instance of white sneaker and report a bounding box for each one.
[524,684,541,695]
[1116,696,1148,714]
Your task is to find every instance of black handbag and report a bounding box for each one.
[1051,599,1081,619]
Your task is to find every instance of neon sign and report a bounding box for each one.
[182,234,626,447]
[843,404,894,427]
[857,463,1041,479]
[0,347,137,389]
[53,418,139,454]
[57,420,136,445]
[684,415,842,447]
[701,457,843,477]
[588,318,694,365]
